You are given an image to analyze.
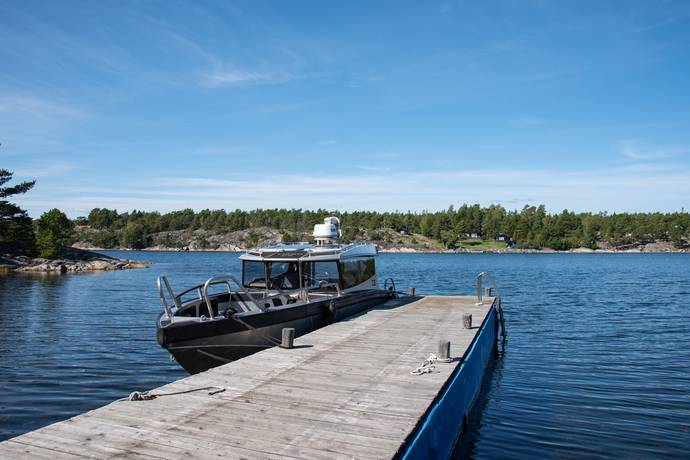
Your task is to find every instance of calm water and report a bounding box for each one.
[1,252,689,458]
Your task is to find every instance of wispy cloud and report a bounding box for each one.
[619,141,690,161]
[199,68,293,88]
[16,164,690,217]
[11,161,79,178]
[0,95,85,118]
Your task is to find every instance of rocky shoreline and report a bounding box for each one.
[0,247,147,274]
[378,246,688,254]
[73,244,688,254]
[72,226,688,255]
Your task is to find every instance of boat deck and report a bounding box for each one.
[0,295,495,459]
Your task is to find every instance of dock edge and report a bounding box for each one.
[396,299,499,460]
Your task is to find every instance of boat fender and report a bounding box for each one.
[327,300,337,322]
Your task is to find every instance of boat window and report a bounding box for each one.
[267,262,300,290]
[340,257,376,289]
[242,260,266,288]
[302,261,340,287]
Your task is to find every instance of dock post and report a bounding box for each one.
[485,287,492,297]
[408,286,416,296]
[437,340,450,361]
[462,314,472,329]
[281,328,295,349]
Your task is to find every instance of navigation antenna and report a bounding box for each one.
[313,217,342,245]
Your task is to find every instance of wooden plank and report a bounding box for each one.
[0,296,493,459]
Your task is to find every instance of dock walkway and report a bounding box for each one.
[0,295,494,459]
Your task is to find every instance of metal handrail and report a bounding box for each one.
[157,276,180,320]
[313,281,341,296]
[173,285,204,304]
[201,275,264,317]
[383,277,397,292]
[476,271,507,344]
[476,271,501,305]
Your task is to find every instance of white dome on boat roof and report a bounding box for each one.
[313,216,341,245]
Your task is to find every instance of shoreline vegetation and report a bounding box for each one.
[1,168,146,273]
[70,206,690,254]
[2,168,689,274]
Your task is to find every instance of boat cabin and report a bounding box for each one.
[157,217,379,323]
[240,241,378,294]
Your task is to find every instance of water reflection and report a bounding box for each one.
[452,347,505,458]
[1,252,690,458]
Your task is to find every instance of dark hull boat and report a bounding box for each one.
[156,217,395,374]
[158,289,391,374]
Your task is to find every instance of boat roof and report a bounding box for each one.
[239,242,377,262]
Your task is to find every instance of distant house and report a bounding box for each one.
[496,234,507,242]
[464,232,480,239]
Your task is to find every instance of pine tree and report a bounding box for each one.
[36,209,74,258]
[0,168,36,255]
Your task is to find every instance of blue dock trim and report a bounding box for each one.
[398,302,499,460]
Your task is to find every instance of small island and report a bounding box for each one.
[0,169,146,274]
[1,247,147,273]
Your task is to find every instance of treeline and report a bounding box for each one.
[3,163,689,254]
[1,169,73,258]
[79,205,690,250]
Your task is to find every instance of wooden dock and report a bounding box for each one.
[0,295,497,459]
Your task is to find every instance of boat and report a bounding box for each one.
[156,217,395,374]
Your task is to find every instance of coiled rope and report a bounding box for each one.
[121,386,225,402]
[410,353,452,375]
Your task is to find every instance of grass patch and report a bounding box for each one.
[457,239,508,250]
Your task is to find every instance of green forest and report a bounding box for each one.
[2,168,690,255]
[79,204,690,251]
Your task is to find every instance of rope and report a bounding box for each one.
[410,353,451,375]
[121,386,225,402]
[232,315,283,347]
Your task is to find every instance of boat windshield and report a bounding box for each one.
[267,262,300,290]
[242,260,301,290]
[242,260,266,288]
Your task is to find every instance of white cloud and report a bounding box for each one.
[14,165,690,218]
[619,142,690,161]
[199,68,293,88]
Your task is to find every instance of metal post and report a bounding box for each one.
[437,340,450,361]
[476,274,483,305]
[408,286,416,296]
[281,328,295,349]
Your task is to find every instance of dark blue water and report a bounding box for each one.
[1,252,689,458]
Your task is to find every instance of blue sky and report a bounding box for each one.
[2,0,690,217]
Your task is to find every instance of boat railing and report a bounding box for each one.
[315,281,341,296]
[157,276,180,321]
[173,285,204,305]
[161,275,344,319]
[202,275,265,317]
